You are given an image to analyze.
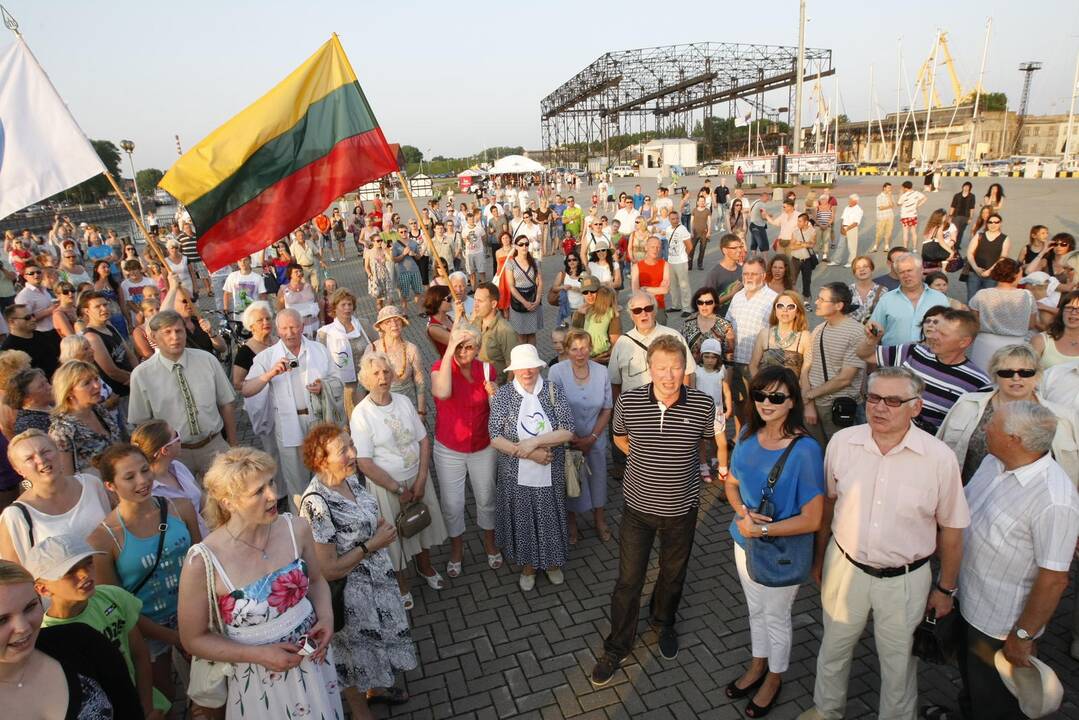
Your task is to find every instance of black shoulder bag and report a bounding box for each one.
[509,259,537,313]
[744,437,815,587]
[819,327,859,428]
[13,502,34,548]
[130,497,169,596]
[299,491,347,632]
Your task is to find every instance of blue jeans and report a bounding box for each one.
[557,290,571,324]
[965,272,996,301]
[749,224,769,254]
[604,506,697,658]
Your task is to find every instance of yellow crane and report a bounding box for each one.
[914,32,976,107]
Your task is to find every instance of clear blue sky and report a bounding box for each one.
[4,0,1078,171]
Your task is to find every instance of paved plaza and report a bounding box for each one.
[232,174,1079,719]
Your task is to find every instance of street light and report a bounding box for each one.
[119,139,145,223]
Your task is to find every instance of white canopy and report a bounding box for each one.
[490,155,545,174]
[457,168,487,177]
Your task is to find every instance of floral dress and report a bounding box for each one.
[682,315,734,363]
[367,247,394,301]
[49,407,122,474]
[299,474,417,691]
[196,514,342,720]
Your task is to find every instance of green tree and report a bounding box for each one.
[980,92,1007,111]
[136,168,164,198]
[400,145,424,165]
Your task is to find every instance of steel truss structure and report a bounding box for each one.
[541,42,833,165]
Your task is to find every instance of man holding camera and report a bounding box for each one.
[128,309,237,479]
[243,308,342,498]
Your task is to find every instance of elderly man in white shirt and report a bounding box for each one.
[242,308,343,500]
[930,401,1079,720]
[725,258,778,420]
[664,211,693,317]
[838,195,864,268]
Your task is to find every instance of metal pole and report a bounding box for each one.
[965,17,992,169]
[833,74,840,158]
[1063,47,1079,167]
[127,152,145,222]
[867,65,874,163]
[922,31,941,168]
[792,0,807,155]
[895,38,902,169]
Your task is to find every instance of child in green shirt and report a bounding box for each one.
[26,534,170,718]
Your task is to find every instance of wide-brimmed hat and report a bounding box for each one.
[994,650,1063,718]
[1018,271,1050,286]
[374,305,409,328]
[23,534,104,581]
[504,344,547,372]
[580,275,601,293]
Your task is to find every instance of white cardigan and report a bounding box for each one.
[937,390,1079,484]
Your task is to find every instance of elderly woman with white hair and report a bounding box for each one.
[351,351,448,609]
[317,287,373,416]
[447,270,474,322]
[937,343,1079,484]
[232,300,276,391]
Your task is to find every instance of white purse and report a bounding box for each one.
[187,544,232,709]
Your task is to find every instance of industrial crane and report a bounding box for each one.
[914,32,975,108]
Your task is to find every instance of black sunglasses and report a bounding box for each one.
[515,242,528,247]
[629,305,655,315]
[751,390,790,405]
[696,298,715,306]
[582,289,597,296]
[995,368,1037,379]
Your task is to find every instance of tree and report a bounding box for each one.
[400,145,424,165]
[980,92,1007,111]
[136,168,164,198]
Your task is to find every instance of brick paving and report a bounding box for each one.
[226,175,1079,719]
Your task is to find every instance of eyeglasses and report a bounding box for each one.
[775,303,798,311]
[866,393,918,407]
[629,305,655,315]
[24,271,40,276]
[1062,306,1079,314]
[582,289,597,296]
[815,296,835,304]
[995,368,1037,379]
[456,344,477,352]
[696,298,715,306]
[515,242,528,247]
[987,220,1001,225]
[163,432,182,449]
[10,315,31,322]
[751,390,790,404]
[59,289,73,295]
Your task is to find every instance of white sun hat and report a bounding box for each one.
[993,650,1063,718]
[504,344,547,372]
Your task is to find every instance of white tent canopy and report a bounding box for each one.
[490,155,545,174]
[457,168,487,177]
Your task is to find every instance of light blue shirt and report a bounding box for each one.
[870,285,949,346]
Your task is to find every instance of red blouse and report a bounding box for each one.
[432,358,495,453]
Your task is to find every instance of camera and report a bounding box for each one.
[288,360,299,369]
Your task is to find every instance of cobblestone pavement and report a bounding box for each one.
[227,175,1079,719]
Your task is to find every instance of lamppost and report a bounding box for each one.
[119,139,145,222]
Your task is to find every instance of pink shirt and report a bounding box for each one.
[824,423,970,568]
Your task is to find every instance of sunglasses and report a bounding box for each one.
[456,344,477,352]
[775,303,798,311]
[582,289,597,296]
[515,242,528,247]
[629,305,655,315]
[59,289,74,295]
[163,432,182,449]
[24,271,40,276]
[995,368,1037,379]
[751,390,790,404]
[696,298,715,306]
[866,393,917,407]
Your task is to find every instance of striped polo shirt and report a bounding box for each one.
[613,384,717,516]
[877,342,991,434]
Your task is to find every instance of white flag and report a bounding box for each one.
[0,38,105,220]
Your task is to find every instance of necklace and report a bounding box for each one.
[227,525,271,561]
[772,326,799,349]
[0,653,33,688]
[571,363,590,384]
[381,338,408,380]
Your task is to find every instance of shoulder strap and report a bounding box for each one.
[12,502,33,548]
[819,326,830,382]
[765,436,804,492]
[624,332,650,354]
[283,513,300,561]
[129,497,168,596]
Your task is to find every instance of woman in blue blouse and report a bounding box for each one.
[723,365,824,718]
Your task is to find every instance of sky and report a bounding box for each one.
[4,0,1079,172]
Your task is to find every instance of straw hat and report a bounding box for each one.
[504,344,547,372]
[374,305,409,328]
[993,650,1063,718]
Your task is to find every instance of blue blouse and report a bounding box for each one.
[728,433,824,548]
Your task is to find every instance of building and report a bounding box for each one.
[641,138,698,176]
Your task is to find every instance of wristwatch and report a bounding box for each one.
[760,525,770,537]
[1015,626,1033,641]
[394,484,404,496]
[934,581,958,598]
[358,540,369,555]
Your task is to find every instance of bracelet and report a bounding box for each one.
[358,540,369,555]
[934,580,958,597]
[589,432,599,440]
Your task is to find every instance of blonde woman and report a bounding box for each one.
[131,297,160,362]
[748,291,812,377]
[48,360,121,475]
[317,288,373,416]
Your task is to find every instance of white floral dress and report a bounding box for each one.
[196,514,343,719]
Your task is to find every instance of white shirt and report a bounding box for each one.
[14,283,54,331]
[666,225,691,265]
[655,197,674,217]
[725,286,779,364]
[840,204,864,229]
[250,339,338,447]
[607,325,697,392]
[614,208,640,232]
[223,271,266,318]
[899,190,925,219]
[876,191,895,216]
[959,453,1079,639]
[1038,360,1079,413]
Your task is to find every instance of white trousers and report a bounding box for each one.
[276,414,318,504]
[811,539,931,720]
[734,544,799,673]
[433,441,496,537]
[845,227,859,264]
[668,261,691,311]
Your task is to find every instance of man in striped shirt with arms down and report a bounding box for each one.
[857,308,990,434]
[591,335,724,686]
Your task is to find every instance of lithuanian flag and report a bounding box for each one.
[159,35,398,271]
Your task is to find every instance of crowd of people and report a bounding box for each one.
[0,173,1076,720]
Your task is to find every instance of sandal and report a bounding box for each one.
[725,668,767,699]
[420,570,445,590]
[921,706,958,720]
[367,687,410,706]
[446,560,462,578]
[597,525,612,542]
[400,592,414,610]
[487,552,503,569]
[745,679,781,718]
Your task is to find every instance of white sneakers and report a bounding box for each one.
[519,572,536,591]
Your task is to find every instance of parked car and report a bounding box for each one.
[608,165,636,177]
[856,164,880,175]
[837,163,856,172]
[698,164,720,177]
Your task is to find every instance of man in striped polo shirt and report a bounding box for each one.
[857,307,990,434]
[591,335,722,686]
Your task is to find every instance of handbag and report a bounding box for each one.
[187,545,232,708]
[299,492,347,633]
[547,284,562,306]
[819,329,858,428]
[564,448,585,498]
[945,254,965,273]
[744,437,814,587]
[395,500,431,539]
[509,259,538,313]
[912,603,961,665]
[921,239,951,262]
